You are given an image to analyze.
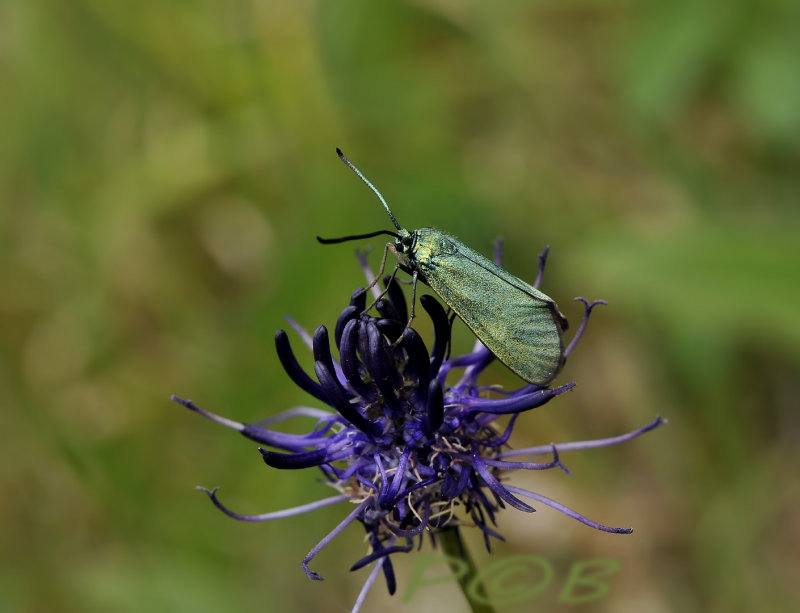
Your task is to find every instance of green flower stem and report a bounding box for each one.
[438,528,497,613]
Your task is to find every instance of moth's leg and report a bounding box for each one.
[389,269,419,348]
[355,242,392,299]
[393,261,415,285]
[361,243,405,315]
[380,261,403,294]
[361,264,401,315]
[407,270,418,326]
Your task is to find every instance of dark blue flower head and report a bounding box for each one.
[172,246,664,608]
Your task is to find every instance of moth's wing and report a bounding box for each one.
[422,238,566,385]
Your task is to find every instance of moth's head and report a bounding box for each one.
[395,228,414,254]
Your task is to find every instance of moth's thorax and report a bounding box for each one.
[410,231,432,264]
[407,227,457,265]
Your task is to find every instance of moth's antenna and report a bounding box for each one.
[336,148,402,232]
[317,229,400,244]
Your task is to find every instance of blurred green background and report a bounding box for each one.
[2,1,799,612]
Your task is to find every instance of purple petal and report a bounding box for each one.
[197,487,349,521]
[505,485,633,534]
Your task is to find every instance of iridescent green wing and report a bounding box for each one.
[417,231,566,385]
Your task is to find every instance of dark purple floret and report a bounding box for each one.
[172,247,664,611]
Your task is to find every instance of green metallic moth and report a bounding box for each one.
[318,148,569,386]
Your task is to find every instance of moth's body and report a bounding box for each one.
[397,227,568,386]
[319,148,569,387]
